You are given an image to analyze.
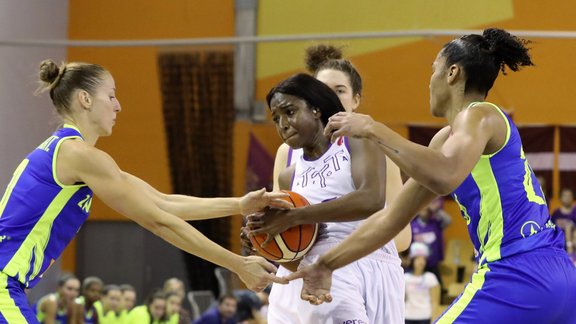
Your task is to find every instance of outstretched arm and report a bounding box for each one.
[325,105,503,195]
[385,156,412,252]
[59,140,287,292]
[120,172,290,220]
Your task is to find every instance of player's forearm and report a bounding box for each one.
[158,195,242,220]
[318,179,437,270]
[367,123,455,195]
[291,189,385,225]
[143,210,243,271]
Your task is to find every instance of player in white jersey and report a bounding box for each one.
[272,45,411,252]
[248,73,404,323]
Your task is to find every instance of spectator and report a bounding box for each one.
[163,277,191,324]
[193,294,237,324]
[411,197,451,285]
[165,291,185,324]
[94,284,122,323]
[33,273,80,323]
[127,290,167,324]
[72,276,103,324]
[551,188,576,254]
[405,242,440,324]
[117,284,137,323]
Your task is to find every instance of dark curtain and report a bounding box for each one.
[158,51,234,296]
[559,126,576,194]
[518,126,555,206]
[407,125,444,183]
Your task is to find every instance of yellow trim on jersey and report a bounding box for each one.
[3,187,80,284]
[468,102,511,158]
[0,273,28,323]
[52,136,86,189]
[62,123,83,136]
[472,159,504,264]
[520,148,546,206]
[0,159,29,218]
[436,265,490,323]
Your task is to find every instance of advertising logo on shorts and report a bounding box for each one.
[342,320,365,324]
[520,221,541,238]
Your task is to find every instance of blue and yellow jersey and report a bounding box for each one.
[451,102,563,267]
[0,125,92,288]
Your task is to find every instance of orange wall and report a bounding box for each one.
[64,0,235,272]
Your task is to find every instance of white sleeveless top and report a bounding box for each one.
[288,138,397,256]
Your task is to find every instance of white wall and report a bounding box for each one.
[0,0,69,302]
[0,0,69,188]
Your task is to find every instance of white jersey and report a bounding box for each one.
[269,139,404,324]
[289,137,397,256]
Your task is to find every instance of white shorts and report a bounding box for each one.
[267,243,405,324]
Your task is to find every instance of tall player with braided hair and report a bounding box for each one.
[0,60,290,323]
[290,28,576,323]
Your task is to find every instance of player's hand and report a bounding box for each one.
[284,262,333,305]
[324,112,375,143]
[239,188,292,216]
[235,255,288,292]
[247,208,295,247]
[240,224,258,255]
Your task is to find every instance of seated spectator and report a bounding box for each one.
[405,242,440,324]
[551,188,576,254]
[193,294,237,324]
[94,284,122,323]
[163,277,191,324]
[411,197,451,285]
[235,290,264,324]
[127,290,167,324]
[118,284,137,323]
[72,276,103,324]
[165,291,185,324]
[33,273,80,323]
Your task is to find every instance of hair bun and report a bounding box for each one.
[305,44,344,73]
[39,59,61,84]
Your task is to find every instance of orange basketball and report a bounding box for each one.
[250,190,318,263]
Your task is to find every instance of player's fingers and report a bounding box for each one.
[324,293,333,303]
[269,199,293,209]
[261,234,273,247]
[283,270,304,281]
[266,273,289,285]
[246,222,264,231]
[264,191,289,199]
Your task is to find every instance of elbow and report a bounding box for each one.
[426,171,461,196]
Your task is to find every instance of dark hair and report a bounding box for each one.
[441,28,533,96]
[305,44,363,96]
[266,73,346,125]
[82,276,103,291]
[218,293,237,304]
[37,59,108,115]
[57,273,78,287]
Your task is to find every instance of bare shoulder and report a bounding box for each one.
[58,139,121,185]
[276,143,291,157]
[455,103,504,129]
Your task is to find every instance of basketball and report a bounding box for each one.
[250,190,318,263]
